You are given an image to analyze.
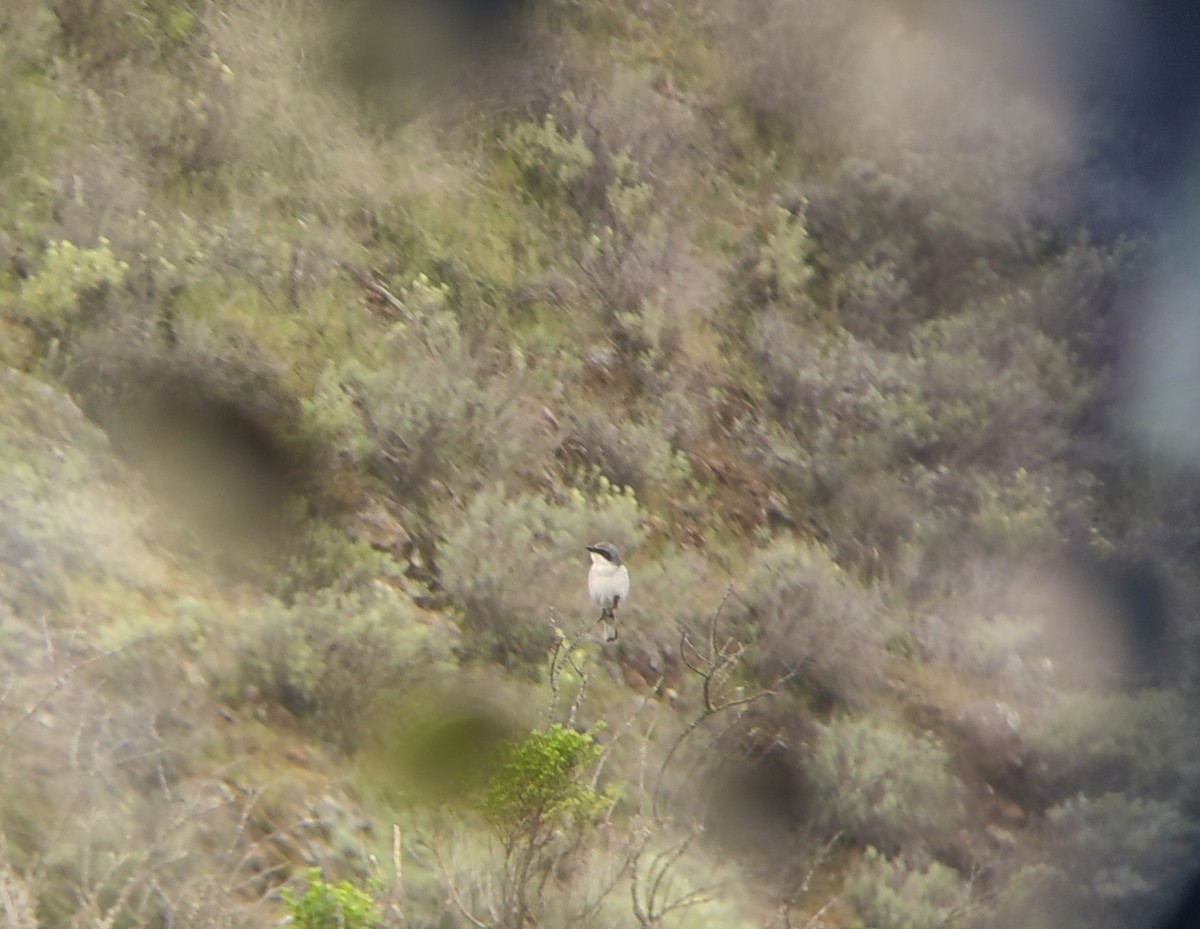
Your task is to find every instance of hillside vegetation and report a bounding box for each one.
[2,0,1198,927]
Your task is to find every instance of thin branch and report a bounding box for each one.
[5,638,151,740]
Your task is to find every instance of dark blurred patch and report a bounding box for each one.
[1076,554,1177,684]
[332,0,529,105]
[63,321,316,551]
[1154,867,1200,929]
[1031,0,1200,202]
[360,680,522,805]
[890,0,1200,228]
[705,712,820,855]
[1094,0,1200,193]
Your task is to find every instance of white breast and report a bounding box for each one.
[589,562,630,608]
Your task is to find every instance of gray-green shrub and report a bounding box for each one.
[439,481,643,665]
[810,716,963,853]
[1025,688,1198,799]
[303,310,517,501]
[734,538,883,705]
[1037,793,1199,929]
[237,582,457,750]
[845,847,972,929]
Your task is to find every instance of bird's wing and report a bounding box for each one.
[617,565,630,602]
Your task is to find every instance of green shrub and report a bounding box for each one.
[1025,688,1197,799]
[556,399,683,499]
[846,847,972,929]
[503,111,596,210]
[734,538,883,705]
[1037,793,1199,929]
[18,238,128,333]
[749,204,814,306]
[750,304,1088,576]
[810,716,963,853]
[970,468,1060,556]
[283,868,381,929]
[440,481,643,666]
[236,582,457,750]
[302,309,517,501]
[478,724,606,831]
[281,521,399,595]
[55,0,198,66]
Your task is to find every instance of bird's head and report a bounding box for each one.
[586,542,622,565]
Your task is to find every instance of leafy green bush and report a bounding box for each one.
[504,111,596,211]
[283,868,381,929]
[970,468,1060,556]
[734,538,883,705]
[915,611,1051,698]
[55,0,198,66]
[478,724,606,830]
[810,716,963,853]
[440,481,643,665]
[845,847,972,929]
[18,238,128,333]
[236,582,457,750]
[748,205,814,306]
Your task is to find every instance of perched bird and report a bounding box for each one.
[587,542,630,642]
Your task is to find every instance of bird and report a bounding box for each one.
[587,542,630,642]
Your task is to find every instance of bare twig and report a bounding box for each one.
[652,585,780,817]
[343,264,418,324]
[773,831,843,929]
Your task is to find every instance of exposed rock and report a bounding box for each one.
[347,499,413,561]
[584,344,620,378]
[985,823,1018,852]
[953,700,1030,801]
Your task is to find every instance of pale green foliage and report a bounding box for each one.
[505,110,595,203]
[303,312,513,498]
[811,716,963,851]
[735,538,883,703]
[400,270,452,317]
[19,238,128,330]
[283,868,381,929]
[753,205,814,303]
[606,149,654,230]
[957,614,1045,674]
[0,6,67,246]
[1039,793,1198,929]
[627,547,712,638]
[970,468,1059,555]
[0,370,157,599]
[609,292,676,381]
[440,481,643,664]
[917,612,1049,697]
[560,401,683,498]
[846,848,971,929]
[752,305,1087,573]
[479,724,605,830]
[282,521,399,593]
[302,361,378,462]
[1026,688,1197,797]
[237,582,457,749]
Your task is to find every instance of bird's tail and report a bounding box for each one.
[600,606,618,642]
